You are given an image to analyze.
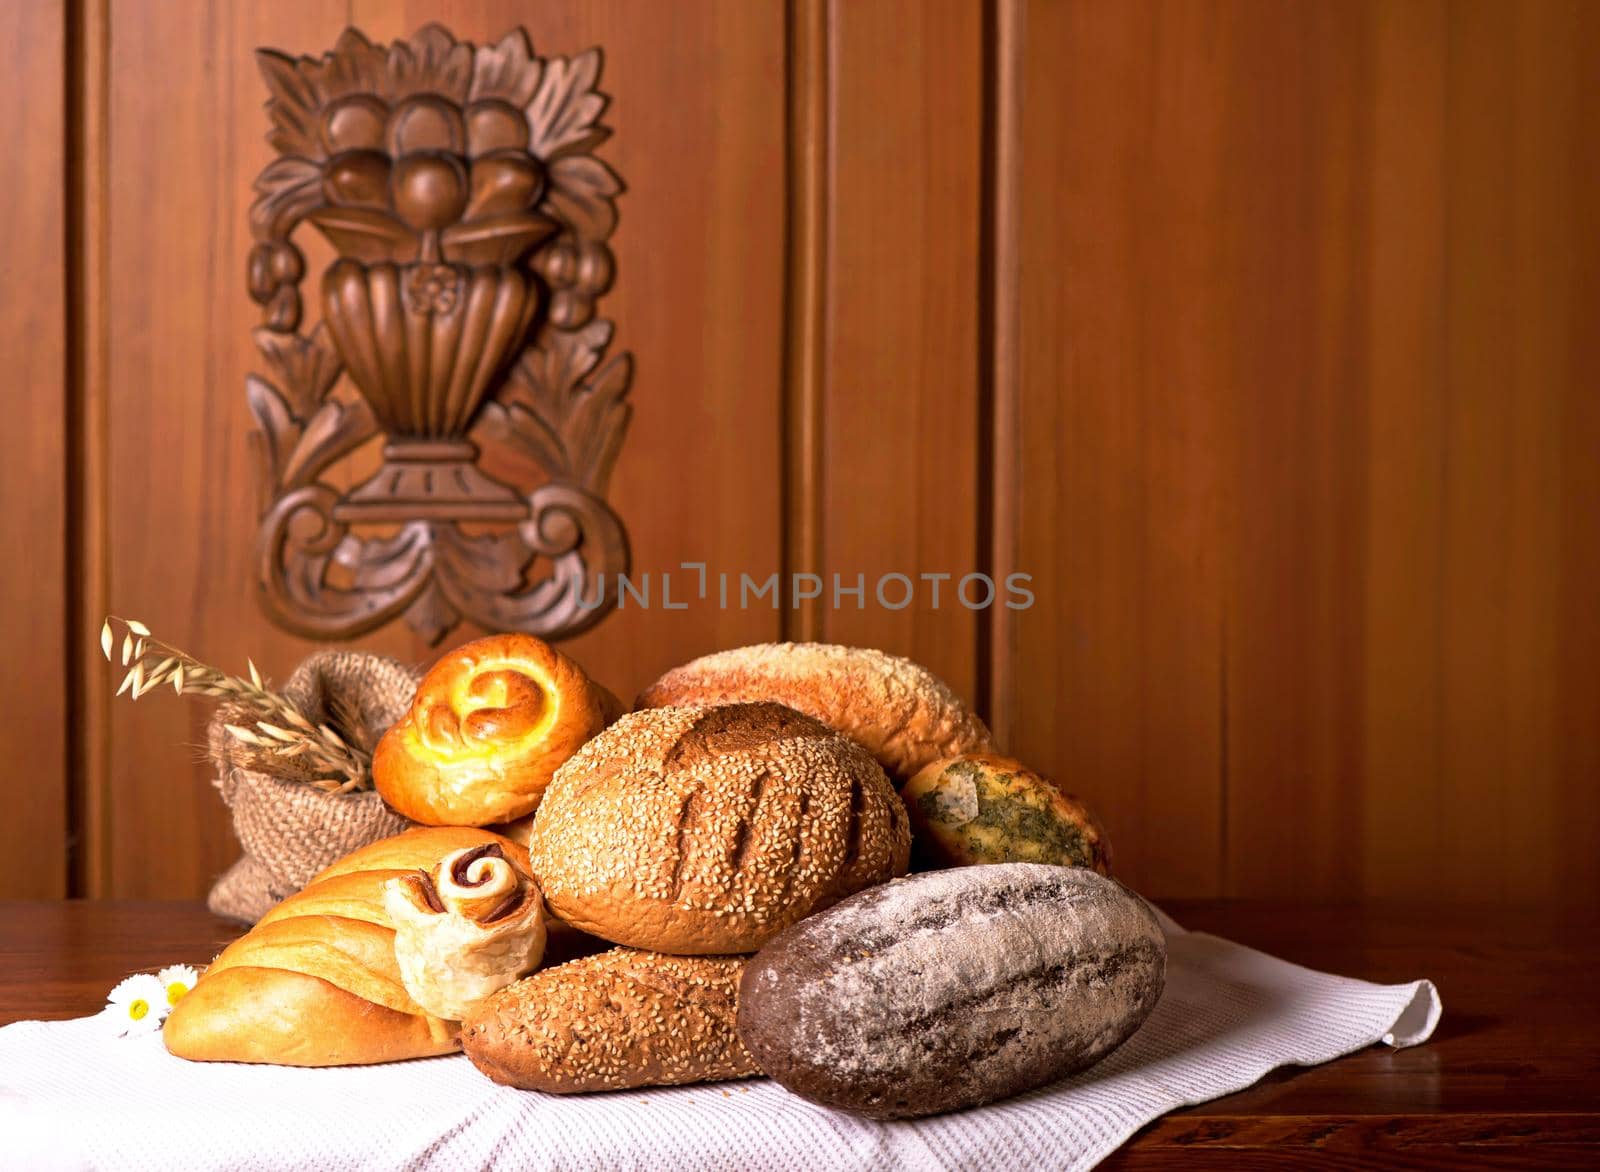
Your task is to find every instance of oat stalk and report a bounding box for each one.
[99,616,370,793]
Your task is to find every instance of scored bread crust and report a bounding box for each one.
[635,643,996,780]
[163,826,511,1066]
[462,948,758,1092]
[528,703,911,955]
[374,633,616,826]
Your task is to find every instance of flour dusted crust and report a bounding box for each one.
[462,948,758,1092]
[635,643,996,780]
[736,864,1166,1119]
[528,702,911,954]
[163,827,518,1066]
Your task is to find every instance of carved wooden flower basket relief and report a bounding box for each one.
[247,25,630,643]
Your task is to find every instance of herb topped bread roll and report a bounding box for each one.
[164,826,525,1066]
[635,642,996,781]
[374,633,619,826]
[528,702,911,954]
[902,754,1112,873]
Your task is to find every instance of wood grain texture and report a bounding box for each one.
[1007,0,1229,899]
[1212,2,1373,901]
[0,0,69,898]
[819,0,983,704]
[92,0,786,896]
[1005,0,1600,907]
[983,0,1024,747]
[781,0,828,644]
[99,0,361,899]
[71,0,113,902]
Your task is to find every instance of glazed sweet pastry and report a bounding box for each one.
[635,642,996,780]
[384,842,547,1020]
[463,948,758,1092]
[374,633,617,826]
[901,754,1112,873]
[528,702,911,954]
[163,827,522,1066]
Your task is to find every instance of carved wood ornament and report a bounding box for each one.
[247,25,631,643]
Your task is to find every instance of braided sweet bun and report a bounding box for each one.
[635,642,996,781]
[163,826,521,1066]
[374,634,618,826]
[528,702,911,955]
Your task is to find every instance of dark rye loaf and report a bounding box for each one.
[736,863,1166,1119]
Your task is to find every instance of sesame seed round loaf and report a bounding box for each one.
[527,702,911,955]
[635,643,997,781]
[462,948,758,1092]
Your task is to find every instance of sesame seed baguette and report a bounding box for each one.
[635,642,996,781]
[463,948,759,1092]
[528,703,911,956]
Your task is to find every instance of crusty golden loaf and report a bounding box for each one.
[163,826,520,1066]
[635,642,996,780]
[528,702,911,955]
[309,825,528,884]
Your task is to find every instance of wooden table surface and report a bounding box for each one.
[1,900,1595,1168]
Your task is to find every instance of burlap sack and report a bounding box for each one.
[205,650,423,924]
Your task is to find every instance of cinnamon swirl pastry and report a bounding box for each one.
[373,633,618,826]
[384,842,547,1020]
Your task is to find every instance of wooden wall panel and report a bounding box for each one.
[1358,0,1448,906]
[94,0,786,897]
[0,0,69,898]
[99,0,360,898]
[1214,3,1373,901]
[1424,0,1600,907]
[7,0,1593,908]
[1005,0,1229,900]
[813,0,984,704]
[1005,0,1600,907]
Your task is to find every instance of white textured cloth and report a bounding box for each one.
[0,910,1439,1172]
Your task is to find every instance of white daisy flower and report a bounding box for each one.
[156,964,200,1011]
[106,973,167,1036]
